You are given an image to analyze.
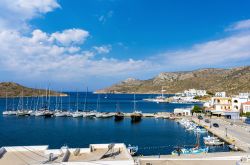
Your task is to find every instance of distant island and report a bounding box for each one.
[95,66,250,95]
[0,82,66,97]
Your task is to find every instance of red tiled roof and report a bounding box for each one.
[243,101,250,105]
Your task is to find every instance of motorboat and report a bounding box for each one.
[194,126,207,133]
[2,110,16,115]
[172,147,208,155]
[172,130,208,155]
[228,144,239,151]
[204,139,224,146]
[203,136,218,142]
[127,145,138,156]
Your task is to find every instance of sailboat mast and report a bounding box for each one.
[12,97,14,111]
[5,92,8,111]
[96,94,100,111]
[47,85,51,110]
[161,86,163,98]
[61,94,63,111]
[22,90,24,110]
[68,94,70,111]
[76,90,79,112]
[133,93,136,110]
[84,87,88,111]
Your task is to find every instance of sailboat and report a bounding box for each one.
[114,103,124,121]
[130,93,142,122]
[2,93,16,115]
[54,94,67,117]
[82,87,92,117]
[94,94,103,118]
[34,91,45,116]
[43,87,54,118]
[72,91,82,118]
[16,91,31,116]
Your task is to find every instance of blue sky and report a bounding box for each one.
[0,0,250,90]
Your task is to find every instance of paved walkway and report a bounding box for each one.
[137,152,249,165]
[192,117,250,152]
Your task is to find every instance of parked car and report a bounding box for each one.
[213,123,219,127]
[205,119,210,123]
[198,115,203,120]
[245,118,250,124]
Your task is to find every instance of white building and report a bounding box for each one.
[232,95,249,112]
[183,89,207,97]
[239,93,250,99]
[215,92,226,97]
[242,101,250,113]
[174,108,192,116]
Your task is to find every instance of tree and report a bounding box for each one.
[192,105,203,114]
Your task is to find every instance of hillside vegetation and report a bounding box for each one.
[0,82,65,97]
[96,66,250,95]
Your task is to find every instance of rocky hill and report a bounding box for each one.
[0,82,66,97]
[95,66,250,95]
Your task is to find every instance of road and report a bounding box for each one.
[192,116,250,152]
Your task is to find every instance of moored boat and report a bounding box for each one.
[131,94,142,122]
[54,110,67,117]
[171,147,208,155]
[203,136,218,142]
[131,111,142,122]
[127,144,138,156]
[204,139,224,146]
[16,110,30,116]
[115,112,124,121]
[72,111,82,118]
[34,110,45,116]
[84,111,96,117]
[228,144,239,151]
[44,110,54,118]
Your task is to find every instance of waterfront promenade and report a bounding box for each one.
[137,152,247,165]
[192,117,250,152]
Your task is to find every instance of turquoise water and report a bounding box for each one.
[0,93,229,155]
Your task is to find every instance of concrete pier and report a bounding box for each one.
[191,117,250,152]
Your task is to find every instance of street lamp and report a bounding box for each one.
[225,127,228,137]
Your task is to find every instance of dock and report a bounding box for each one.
[191,117,250,152]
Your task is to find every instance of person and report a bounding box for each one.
[177,147,181,156]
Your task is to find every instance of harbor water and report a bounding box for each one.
[0,93,229,155]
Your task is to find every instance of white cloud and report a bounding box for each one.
[98,10,113,24]
[0,0,60,30]
[0,0,250,89]
[152,31,250,71]
[226,19,250,31]
[50,29,89,46]
[0,29,149,82]
[93,45,112,54]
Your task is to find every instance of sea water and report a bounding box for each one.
[0,93,229,155]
